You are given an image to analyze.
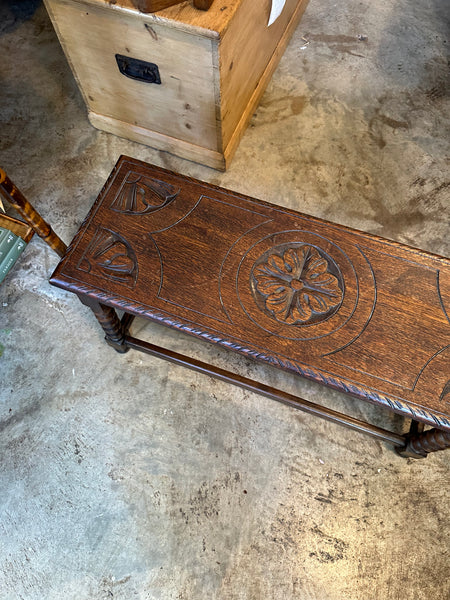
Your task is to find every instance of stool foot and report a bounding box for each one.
[397,425,450,459]
[78,296,129,353]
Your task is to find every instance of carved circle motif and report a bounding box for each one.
[250,243,344,325]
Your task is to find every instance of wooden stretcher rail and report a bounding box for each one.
[124,332,407,447]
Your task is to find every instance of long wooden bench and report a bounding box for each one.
[49,156,450,459]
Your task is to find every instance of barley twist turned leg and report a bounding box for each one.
[79,296,129,353]
[397,426,450,458]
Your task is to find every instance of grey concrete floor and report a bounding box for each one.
[0,0,449,598]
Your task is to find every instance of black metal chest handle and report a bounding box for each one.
[115,54,161,84]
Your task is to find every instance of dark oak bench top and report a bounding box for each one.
[50,156,450,431]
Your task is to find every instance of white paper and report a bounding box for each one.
[267,0,287,27]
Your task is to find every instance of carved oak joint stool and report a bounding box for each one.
[50,156,450,459]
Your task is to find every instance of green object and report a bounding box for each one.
[0,234,27,283]
[0,227,17,262]
[0,227,10,246]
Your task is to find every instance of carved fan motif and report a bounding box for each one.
[78,227,138,286]
[440,380,450,404]
[110,171,180,214]
[251,244,343,325]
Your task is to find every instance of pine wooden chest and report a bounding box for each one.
[44,0,309,169]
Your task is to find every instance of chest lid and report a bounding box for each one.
[76,0,244,38]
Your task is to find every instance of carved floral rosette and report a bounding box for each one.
[250,243,344,326]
